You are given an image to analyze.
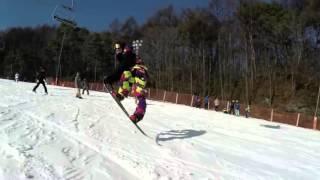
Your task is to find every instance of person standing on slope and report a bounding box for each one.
[81,69,90,95]
[32,66,48,94]
[75,72,82,99]
[15,72,19,82]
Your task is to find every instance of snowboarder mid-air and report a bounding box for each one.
[104,43,149,123]
[33,66,48,94]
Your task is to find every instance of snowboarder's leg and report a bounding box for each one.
[76,88,81,98]
[116,71,134,100]
[40,81,48,94]
[130,95,146,123]
[33,81,41,92]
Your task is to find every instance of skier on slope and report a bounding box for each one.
[14,72,19,82]
[75,72,82,99]
[104,43,148,123]
[32,66,48,94]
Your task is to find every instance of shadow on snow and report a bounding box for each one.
[156,129,206,146]
[260,124,281,129]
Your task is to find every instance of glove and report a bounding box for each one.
[114,43,120,49]
[114,43,123,54]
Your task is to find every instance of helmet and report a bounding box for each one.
[124,44,133,53]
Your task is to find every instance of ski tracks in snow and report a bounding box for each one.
[0,84,140,179]
[22,109,139,180]
[0,107,138,179]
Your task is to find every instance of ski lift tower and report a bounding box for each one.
[52,0,77,85]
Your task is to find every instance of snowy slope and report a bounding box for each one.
[0,79,320,180]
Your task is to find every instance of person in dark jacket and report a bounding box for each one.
[193,93,201,108]
[32,66,48,94]
[204,96,209,109]
[82,78,89,95]
[81,69,90,95]
[245,105,250,118]
[235,100,240,116]
[230,100,235,115]
[104,43,136,86]
[104,43,137,102]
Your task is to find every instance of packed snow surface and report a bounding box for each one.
[0,79,320,180]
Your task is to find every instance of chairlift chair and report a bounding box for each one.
[52,0,77,28]
[53,15,77,27]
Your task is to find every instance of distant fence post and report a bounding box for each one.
[163,91,166,101]
[270,109,274,122]
[313,116,318,130]
[175,93,179,104]
[148,88,151,99]
[296,113,300,127]
[190,95,194,107]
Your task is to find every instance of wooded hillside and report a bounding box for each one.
[0,0,319,115]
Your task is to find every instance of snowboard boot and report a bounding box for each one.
[112,91,124,101]
[76,93,82,99]
[130,114,143,124]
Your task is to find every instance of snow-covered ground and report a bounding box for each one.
[0,79,320,180]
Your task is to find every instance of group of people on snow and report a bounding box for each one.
[195,95,251,118]
[74,71,90,99]
[224,100,241,116]
[223,100,250,118]
[195,95,220,112]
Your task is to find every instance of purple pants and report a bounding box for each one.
[134,95,146,120]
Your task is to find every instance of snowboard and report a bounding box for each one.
[104,84,148,137]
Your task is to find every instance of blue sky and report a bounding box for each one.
[0,0,209,32]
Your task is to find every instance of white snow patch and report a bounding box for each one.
[0,79,319,180]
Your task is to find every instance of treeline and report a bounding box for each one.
[0,0,320,115]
